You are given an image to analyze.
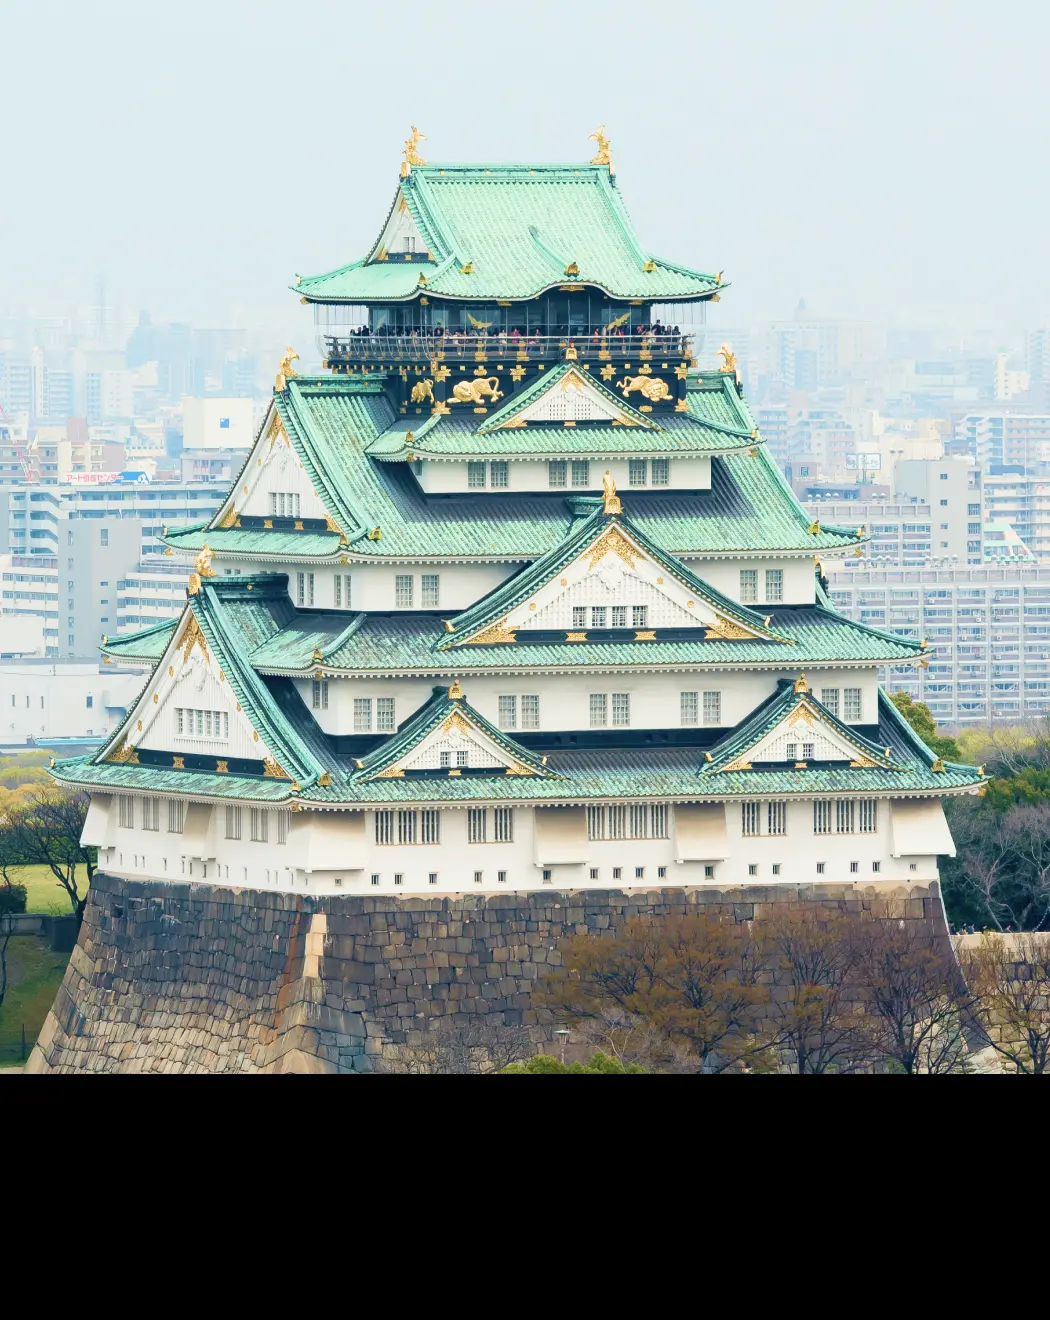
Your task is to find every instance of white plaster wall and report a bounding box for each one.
[292,562,520,613]
[236,437,330,521]
[686,557,817,606]
[98,795,945,896]
[416,455,711,495]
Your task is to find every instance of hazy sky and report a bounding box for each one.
[2,0,1048,346]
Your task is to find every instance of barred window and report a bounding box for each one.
[468,808,487,843]
[611,606,628,627]
[421,574,440,607]
[141,797,160,831]
[611,693,630,726]
[270,491,301,518]
[813,800,833,835]
[588,803,667,840]
[397,810,417,845]
[742,802,760,836]
[422,810,440,844]
[277,812,289,845]
[395,574,414,608]
[681,691,698,726]
[548,461,567,489]
[498,695,517,729]
[651,458,669,486]
[353,698,372,732]
[168,800,185,834]
[836,800,856,834]
[740,569,757,603]
[844,687,862,721]
[225,806,242,840]
[571,460,590,488]
[802,742,814,760]
[521,695,539,729]
[629,459,647,486]
[821,688,840,716]
[118,796,134,828]
[250,808,268,843]
[312,680,329,711]
[440,751,451,767]
[589,693,608,727]
[765,569,783,603]
[573,606,587,627]
[494,807,513,842]
[607,804,627,838]
[468,461,487,489]
[591,606,607,628]
[632,606,648,628]
[767,801,787,835]
[786,742,798,761]
[377,697,396,732]
[176,708,229,740]
[456,750,468,767]
[375,811,394,845]
[859,799,878,833]
[703,691,721,725]
[490,461,509,489]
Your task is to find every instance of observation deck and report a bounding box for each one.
[321,329,696,370]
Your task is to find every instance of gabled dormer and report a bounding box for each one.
[441,506,790,647]
[352,683,558,781]
[476,362,662,431]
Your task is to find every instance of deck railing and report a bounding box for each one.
[320,331,695,365]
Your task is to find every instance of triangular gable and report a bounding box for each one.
[367,187,432,264]
[355,685,555,781]
[445,513,784,647]
[478,363,658,433]
[703,678,898,774]
[208,404,335,532]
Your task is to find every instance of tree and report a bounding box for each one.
[540,913,768,1073]
[378,1017,534,1074]
[502,1051,646,1074]
[856,920,973,1073]
[890,691,962,762]
[942,793,1050,933]
[962,933,1050,1074]
[6,788,94,919]
[756,909,869,1074]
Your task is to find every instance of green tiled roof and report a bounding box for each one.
[254,605,925,676]
[441,508,784,648]
[102,619,179,662]
[50,756,298,802]
[477,362,659,432]
[297,164,720,304]
[163,377,862,562]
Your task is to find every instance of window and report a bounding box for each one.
[742,802,760,836]
[704,864,715,878]
[548,461,567,489]
[850,861,859,873]
[703,691,721,725]
[632,605,647,628]
[371,874,380,887]
[395,574,414,608]
[490,460,509,489]
[168,800,184,834]
[142,798,160,831]
[591,606,607,628]
[680,691,698,726]
[821,688,840,716]
[658,866,667,878]
[611,606,627,627]
[590,868,600,880]
[542,869,553,882]
[353,698,372,732]
[294,572,314,606]
[589,693,608,727]
[118,796,134,828]
[836,800,855,834]
[772,863,781,876]
[872,861,881,873]
[377,697,396,732]
[859,799,878,833]
[636,867,646,879]
[175,708,229,740]
[421,574,440,607]
[422,810,440,843]
[494,808,513,842]
[571,460,590,488]
[651,458,669,486]
[398,810,417,845]
[498,871,508,883]
[767,801,786,835]
[250,808,269,843]
[468,808,487,843]
[813,800,833,835]
[802,742,814,760]
[474,871,484,885]
[628,459,647,487]
[334,574,352,609]
[939,472,948,480]
[968,504,981,516]
[100,528,108,546]
[765,569,783,603]
[269,492,301,518]
[816,862,826,874]
[225,806,242,840]
[588,804,666,840]
[521,695,539,729]
[312,680,329,710]
[844,688,862,721]
[573,606,587,628]
[277,812,289,844]
[611,693,630,726]
[375,811,394,845]
[428,873,438,886]
[740,569,757,603]
[468,461,486,489]
[85,695,94,709]
[456,750,468,768]
[498,695,518,729]
[748,864,758,876]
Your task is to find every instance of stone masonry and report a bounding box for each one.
[27,872,950,1073]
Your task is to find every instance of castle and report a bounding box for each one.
[51,131,982,898]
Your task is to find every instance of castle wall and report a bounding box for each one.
[27,872,948,1074]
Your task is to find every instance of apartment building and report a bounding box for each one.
[954,412,1050,468]
[982,470,1050,559]
[0,658,144,745]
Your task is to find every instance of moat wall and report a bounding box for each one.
[27,871,949,1073]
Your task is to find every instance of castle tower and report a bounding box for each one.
[52,135,983,896]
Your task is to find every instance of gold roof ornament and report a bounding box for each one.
[401,125,427,177]
[275,347,299,392]
[642,259,656,273]
[448,679,464,700]
[717,343,741,384]
[318,771,332,787]
[312,646,324,663]
[602,470,622,516]
[931,758,946,773]
[564,343,578,360]
[460,262,474,274]
[194,544,217,578]
[589,125,612,168]
[564,262,580,277]
[794,673,809,694]
[807,520,822,535]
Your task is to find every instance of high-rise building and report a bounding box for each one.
[52,142,979,895]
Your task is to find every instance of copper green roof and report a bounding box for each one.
[103,619,179,662]
[297,164,721,304]
[162,377,862,562]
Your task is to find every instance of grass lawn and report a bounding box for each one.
[5,863,88,915]
[0,935,68,1067]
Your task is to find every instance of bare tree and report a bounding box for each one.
[856,920,973,1074]
[757,909,869,1074]
[7,788,93,919]
[378,1017,534,1074]
[962,933,1050,1075]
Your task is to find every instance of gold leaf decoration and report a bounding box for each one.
[462,618,517,645]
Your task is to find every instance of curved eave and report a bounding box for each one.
[369,435,758,463]
[297,274,723,306]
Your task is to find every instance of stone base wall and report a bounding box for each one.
[28,872,949,1073]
